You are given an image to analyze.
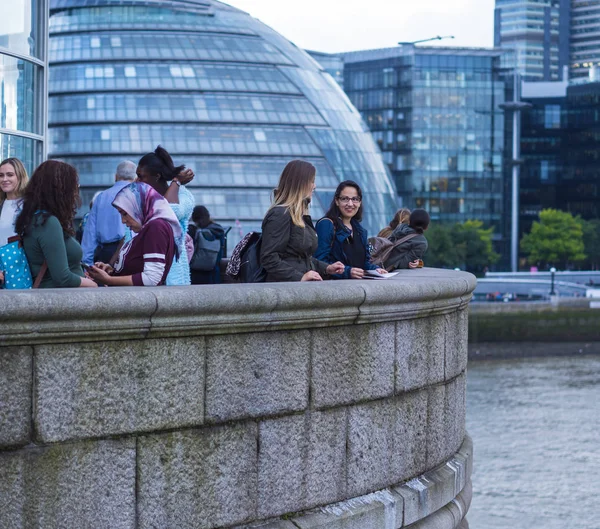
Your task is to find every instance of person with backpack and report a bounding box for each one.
[14,161,97,288]
[188,205,224,284]
[260,160,344,282]
[378,208,411,238]
[86,182,179,286]
[383,208,430,271]
[314,180,386,279]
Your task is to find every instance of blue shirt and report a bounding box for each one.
[81,180,131,265]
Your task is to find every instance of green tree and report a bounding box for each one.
[425,223,464,268]
[580,218,600,270]
[520,208,586,269]
[453,220,500,275]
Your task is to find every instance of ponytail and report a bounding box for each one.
[138,145,185,181]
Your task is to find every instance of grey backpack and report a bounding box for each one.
[190,229,221,271]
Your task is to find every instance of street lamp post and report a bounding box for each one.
[550,267,557,296]
[499,73,532,273]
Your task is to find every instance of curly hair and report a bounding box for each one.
[15,160,81,237]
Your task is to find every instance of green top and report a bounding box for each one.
[23,214,84,288]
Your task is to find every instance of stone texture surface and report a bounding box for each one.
[347,391,428,498]
[311,323,395,408]
[0,346,32,448]
[138,423,258,529]
[444,374,467,460]
[444,309,468,380]
[205,330,309,422]
[231,521,297,529]
[35,337,205,443]
[0,439,135,529]
[258,409,347,518]
[396,316,446,393]
[426,385,447,469]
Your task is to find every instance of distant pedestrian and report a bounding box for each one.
[260,159,344,282]
[81,160,136,265]
[135,146,195,286]
[188,205,225,284]
[378,208,411,238]
[384,208,430,270]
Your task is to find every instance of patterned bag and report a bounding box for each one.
[0,235,47,289]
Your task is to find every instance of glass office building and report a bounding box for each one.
[342,47,507,241]
[570,0,600,79]
[47,0,398,246]
[0,0,48,173]
[494,0,570,81]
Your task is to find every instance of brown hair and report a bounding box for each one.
[0,157,29,202]
[269,160,316,227]
[378,208,411,238]
[15,160,81,237]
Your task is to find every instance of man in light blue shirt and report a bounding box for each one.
[81,160,137,265]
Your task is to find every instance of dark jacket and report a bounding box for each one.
[260,205,329,282]
[385,224,428,270]
[314,217,377,279]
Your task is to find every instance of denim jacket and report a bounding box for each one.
[314,217,376,279]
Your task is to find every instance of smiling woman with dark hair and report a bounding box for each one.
[314,180,386,279]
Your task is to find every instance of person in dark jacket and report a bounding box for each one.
[384,208,430,270]
[188,205,225,284]
[315,180,387,279]
[260,160,344,282]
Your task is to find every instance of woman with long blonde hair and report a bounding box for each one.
[0,158,29,246]
[260,160,344,281]
[378,207,411,238]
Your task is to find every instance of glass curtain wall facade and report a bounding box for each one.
[48,0,398,247]
[342,47,506,240]
[494,0,570,81]
[570,0,600,79]
[0,0,48,173]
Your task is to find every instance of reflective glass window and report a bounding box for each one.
[0,0,42,58]
[0,132,41,175]
[0,55,39,134]
[49,62,300,95]
[50,33,294,65]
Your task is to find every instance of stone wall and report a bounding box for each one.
[0,268,476,529]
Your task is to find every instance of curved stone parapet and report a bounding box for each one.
[0,268,476,529]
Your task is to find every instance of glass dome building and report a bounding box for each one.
[48,0,398,247]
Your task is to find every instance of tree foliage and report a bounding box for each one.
[425,220,499,274]
[580,218,600,270]
[520,209,586,269]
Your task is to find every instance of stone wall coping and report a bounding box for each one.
[0,269,475,346]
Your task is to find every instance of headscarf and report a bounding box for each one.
[112,182,182,245]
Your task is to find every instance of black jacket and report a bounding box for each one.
[260,206,329,282]
[385,224,428,270]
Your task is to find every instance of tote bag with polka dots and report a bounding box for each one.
[0,235,34,289]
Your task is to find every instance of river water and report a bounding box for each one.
[466,355,600,529]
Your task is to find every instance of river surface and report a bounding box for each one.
[466,355,600,529]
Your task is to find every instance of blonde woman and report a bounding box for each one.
[0,158,28,287]
[378,207,411,238]
[260,160,344,282]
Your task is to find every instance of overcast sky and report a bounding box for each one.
[223,0,496,53]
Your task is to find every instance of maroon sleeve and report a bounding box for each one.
[131,220,175,286]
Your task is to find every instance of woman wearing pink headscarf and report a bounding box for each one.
[88,182,181,286]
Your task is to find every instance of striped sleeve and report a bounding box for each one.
[131,221,173,286]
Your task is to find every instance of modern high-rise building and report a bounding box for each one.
[0,0,48,173]
[341,46,507,245]
[47,0,398,246]
[570,0,600,78]
[494,0,571,81]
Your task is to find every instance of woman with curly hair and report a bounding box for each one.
[15,160,97,288]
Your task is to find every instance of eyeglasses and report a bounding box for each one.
[337,196,361,204]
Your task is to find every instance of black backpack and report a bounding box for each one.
[190,228,221,272]
[226,231,267,283]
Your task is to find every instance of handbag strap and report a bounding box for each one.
[7,234,48,288]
